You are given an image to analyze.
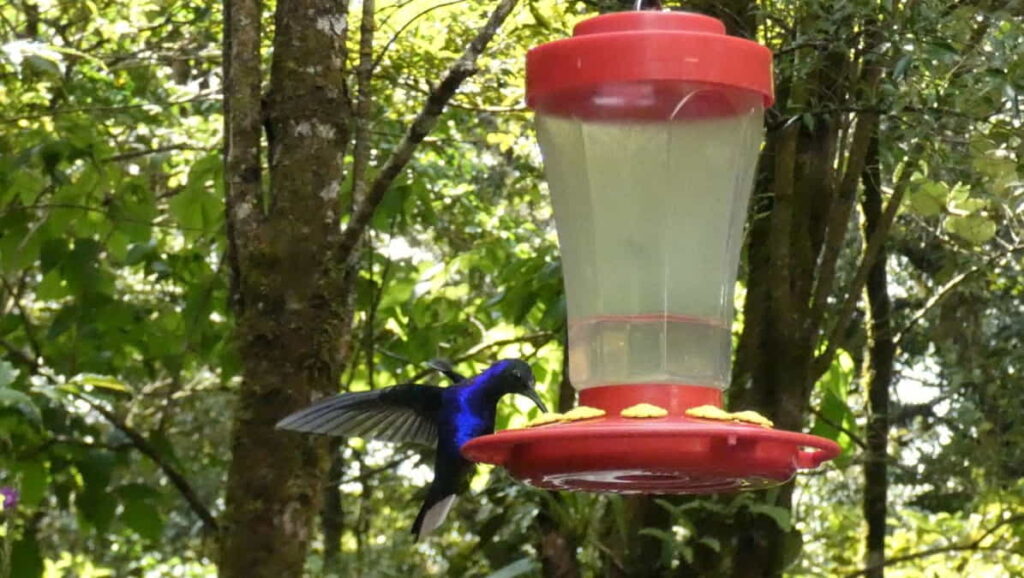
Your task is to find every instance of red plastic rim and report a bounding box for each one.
[461,385,841,494]
[526,11,775,114]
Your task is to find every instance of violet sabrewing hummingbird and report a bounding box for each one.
[276,358,547,540]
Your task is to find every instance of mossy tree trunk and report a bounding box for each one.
[219,1,521,575]
[220,0,351,575]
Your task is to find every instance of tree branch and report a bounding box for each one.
[845,514,1024,577]
[335,0,521,267]
[807,107,878,330]
[77,394,220,535]
[893,243,1024,345]
[404,331,556,383]
[0,94,219,124]
[350,0,376,208]
[100,144,211,163]
[808,406,866,450]
[11,203,205,232]
[0,336,38,371]
[0,335,221,535]
[0,274,43,364]
[222,0,264,316]
[812,142,924,379]
[371,0,468,74]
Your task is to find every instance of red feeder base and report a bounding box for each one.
[461,384,840,494]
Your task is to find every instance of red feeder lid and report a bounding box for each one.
[526,11,775,113]
[462,385,840,494]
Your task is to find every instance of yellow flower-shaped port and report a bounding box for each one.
[620,403,668,418]
[685,405,734,422]
[730,410,774,428]
[684,405,774,428]
[562,406,606,422]
[527,412,567,427]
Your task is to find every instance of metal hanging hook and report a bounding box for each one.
[633,0,663,10]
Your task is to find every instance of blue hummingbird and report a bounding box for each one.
[276,358,547,540]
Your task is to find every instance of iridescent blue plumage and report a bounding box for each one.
[276,358,546,540]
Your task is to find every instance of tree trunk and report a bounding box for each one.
[321,444,346,575]
[220,0,351,575]
[219,0,521,574]
[861,135,893,577]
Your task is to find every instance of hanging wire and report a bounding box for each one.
[633,0,663,10]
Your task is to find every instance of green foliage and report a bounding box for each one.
[0,0,1022,576]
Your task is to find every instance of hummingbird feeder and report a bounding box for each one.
[462,8,840,493]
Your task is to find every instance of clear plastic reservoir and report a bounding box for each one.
[535,83,764,390]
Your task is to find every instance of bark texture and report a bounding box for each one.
[220,0,351,575]
[219,1,522,575]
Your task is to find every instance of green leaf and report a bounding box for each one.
[747,502,792,531]
[697,536,722,553]
[486,558,536,578]
[11,532,44,578]
[125,241,156,265]
[372,182,412,230]
[780,528,805,570]
[15,460,48,508]
[377,277,416,311]
[35,268,69,300]
[0,360,19,387]
[77,450,116,493]
[73,373,132,394]
[945,214,997,244]
[121,493,165,541]
[638,527,674,543]
[892,54,912,80]
[79,488,117,533]
[908,181,947,216]
[24,53,63,77]
[0,388,41,424]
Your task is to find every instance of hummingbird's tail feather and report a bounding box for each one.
[412,493,456,541]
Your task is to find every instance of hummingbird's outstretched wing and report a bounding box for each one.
[426,359,466,383]
[275,384,444,446]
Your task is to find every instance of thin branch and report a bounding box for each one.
[0,94,218,124]
[808,84,883,334]
[338,452,419,485]
[0,339,219,534]
[893,244,1024,345]
[100,144,212,163]
[10,203,206,232]
[335,0,521,267]
[808,406,866,450]
[371,0,468,73]
[405,331,556,383]
[845,514,1024,577]
[0,336,38,371]
[0,274,43,363]
[812,142,924,379]
[396,78,525,113]
[76,394,220,535]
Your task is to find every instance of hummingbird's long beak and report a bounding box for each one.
[520,388,549,413]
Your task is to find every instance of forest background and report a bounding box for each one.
[0,0,1023,576]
